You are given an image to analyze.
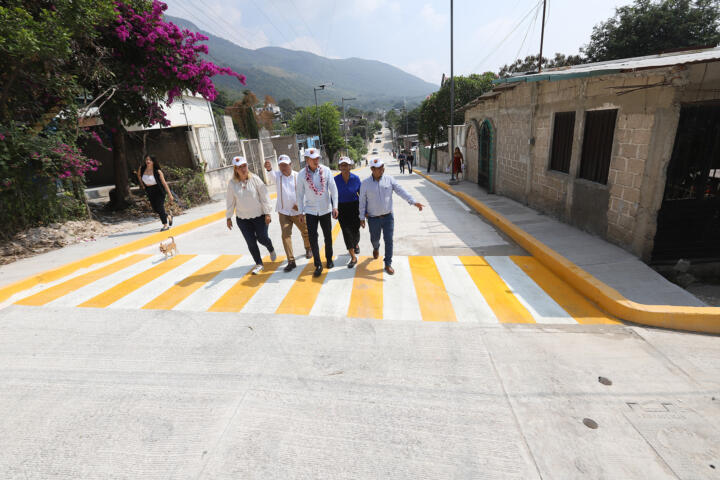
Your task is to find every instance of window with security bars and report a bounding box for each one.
[579,109,617,184]
[549,111,575,173]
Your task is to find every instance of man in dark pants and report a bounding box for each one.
[296,148,339,277]
[359,158,424,275]
[406,150,414,174]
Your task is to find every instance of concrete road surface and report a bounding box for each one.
[1,127,719,479]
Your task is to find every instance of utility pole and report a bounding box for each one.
[538,0,547,73]
[313,84,329,157]
[449,0,458,184]
[341,97,356,153]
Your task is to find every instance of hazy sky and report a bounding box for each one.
[164,0,635,85]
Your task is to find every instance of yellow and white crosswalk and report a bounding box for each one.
[11,251,620,324]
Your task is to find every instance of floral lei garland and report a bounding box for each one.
[306,166,325,196]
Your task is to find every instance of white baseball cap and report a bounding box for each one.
[369,158,384,168]
[232,156,247,166]
[304,148,320,159]
[338,156,353,165]
[278,154,292,164]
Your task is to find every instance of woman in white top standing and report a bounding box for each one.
[136,155,173,231]
[226,156,277,274]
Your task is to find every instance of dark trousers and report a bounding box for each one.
[236,215,275,265]
[145,185,167,225]
[399,160,405,174]
[407,160,413,173]
[368,213,394,266]
[338,201,360,251]
[306,212,333,267]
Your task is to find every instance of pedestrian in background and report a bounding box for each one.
[334,156,361,268]
[265,155,312,272]
[453,147,464,180]
[359,157,424,275]
[226,156,276,275]
[406,150,414,174]
[137,154,174,231]
[296,148,339,277]
[398,151,406,174]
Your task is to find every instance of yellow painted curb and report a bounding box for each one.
[0,192,279,303]
[415,170,720,334]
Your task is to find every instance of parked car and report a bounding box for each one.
[371,149,378,154]
[374,139,381,143]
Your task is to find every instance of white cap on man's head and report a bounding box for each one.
[278,154,292,164]
[369,158,384,168]
[338,156,353,165]
[232,156,247,166]
[304,148,320,159]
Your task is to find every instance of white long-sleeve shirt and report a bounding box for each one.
[296,165,338,216]
[266,169,301,216]
[226,174,273,220]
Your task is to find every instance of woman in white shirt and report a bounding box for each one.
[136,155,174,231]
[226,156,277,274]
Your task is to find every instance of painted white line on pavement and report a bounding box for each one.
[48,255,165,307]
[383,256,422,321]
[434,255,498,323]
[435,186,472,212]
[172,256,255,312]
[484,256,576,324]
[310,254,356,317]
[109,255,217,309]
[242,256,310,314]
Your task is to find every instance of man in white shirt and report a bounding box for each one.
[264,155,312,272]
[296,148,339,277]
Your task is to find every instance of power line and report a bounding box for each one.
[286,0,316,40]
[245,0,294,44]
[512,1,542,64]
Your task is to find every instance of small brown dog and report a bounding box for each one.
[159,236,178,258]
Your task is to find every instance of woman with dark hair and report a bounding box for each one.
[452,147,464,180]
[137,155,174,231]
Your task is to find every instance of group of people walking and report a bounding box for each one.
[225,148,423,277]
[397,150,414,174]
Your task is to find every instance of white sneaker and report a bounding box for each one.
[269,250,277,262]
[251,264,263,275]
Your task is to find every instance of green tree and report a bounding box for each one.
[289,102,344,163]
[230,90,259,139]
[498,53,585,78]
[277,98,298,119]
[583,0,720,62]
[418,93,442,173]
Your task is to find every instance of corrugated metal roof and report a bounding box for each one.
[494,46,720,85]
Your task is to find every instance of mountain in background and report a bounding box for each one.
[166,15,437,110]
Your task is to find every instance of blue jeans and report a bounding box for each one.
[367,213,394,266]
[236,215,274,265]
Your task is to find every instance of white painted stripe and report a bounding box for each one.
[48,255,166,307]
[3,253,138,309]
[383,256,422,321]
[172,256,255,312]
[108,255,217,309]
[241,256,311,314]
[433,255,498,323]
[310,255,356,317]
[484,256,576,324]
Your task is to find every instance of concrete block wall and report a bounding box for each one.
[465,125,479,184]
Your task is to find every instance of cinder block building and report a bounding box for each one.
[461,47,720,263]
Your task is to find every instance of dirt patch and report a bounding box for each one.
[0,195,186,266]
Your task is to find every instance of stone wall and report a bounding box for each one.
[463,61,720,259]
[465,123,479,184]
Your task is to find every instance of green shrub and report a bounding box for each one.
[162,165,211,208]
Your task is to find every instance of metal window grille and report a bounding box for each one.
[578,109,617,184]
[549,111,575,173]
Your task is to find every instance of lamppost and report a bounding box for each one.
[313,83,330,157]
[448,0,459,185]
[341,97,356,153]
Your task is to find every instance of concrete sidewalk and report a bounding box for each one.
[418,170,705,307]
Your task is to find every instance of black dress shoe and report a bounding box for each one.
[313,265,323,277]
[347,258,357,269]
[283,261,296,272]
[326,260,334,269]
[355,245,360,254]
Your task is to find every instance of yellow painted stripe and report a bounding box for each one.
[142,255,241,310]
[347,256,383,319]
[459,256,535,323]
[408,256,456,322]
[79,255,196,308]
[15,254,152,306]
[332,220,341,243]
[0,193,278,304]
[208,256,285,312]
[511,256,620,325]
[275,260,328,315]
